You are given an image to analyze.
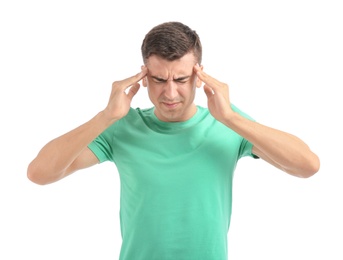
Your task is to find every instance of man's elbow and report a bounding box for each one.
[27,162,52,185]
[298,154,320,178]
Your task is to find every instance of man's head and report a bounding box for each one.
[141,22,204,122]
[141,21,202,65]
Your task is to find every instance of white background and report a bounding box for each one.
[1,0,342,259]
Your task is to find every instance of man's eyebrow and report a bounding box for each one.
[151,76,167,81]
[151,75,191,81]
[174,76,191,81]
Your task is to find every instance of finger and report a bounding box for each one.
[127,83,140,100]
[203,85,214,98]
[194,64,223,90]
[114,67,148,90]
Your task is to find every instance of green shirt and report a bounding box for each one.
[88,105,257,260]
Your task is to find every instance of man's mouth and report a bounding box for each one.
[162,102,180,109]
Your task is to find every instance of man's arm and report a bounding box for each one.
[228,114,319,177]
[27,68,147,185]
[194,64,320,178]
[27,112,110,185]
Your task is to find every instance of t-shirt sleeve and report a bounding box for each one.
[239,139,259,159]
[87,124,116,163]
[231,104,259,159]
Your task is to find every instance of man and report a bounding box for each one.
[27,21,320,260]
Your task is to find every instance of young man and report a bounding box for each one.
[27,21,320,260]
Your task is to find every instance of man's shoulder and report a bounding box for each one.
[133,106,154,115]
[118,107,155,127]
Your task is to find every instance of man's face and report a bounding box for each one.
[143,53,202,122]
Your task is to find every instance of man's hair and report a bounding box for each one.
[141,21,202,65]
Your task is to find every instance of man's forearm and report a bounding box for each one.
[27,111,115,184]
[222,112,320,177]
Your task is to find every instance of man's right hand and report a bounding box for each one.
[103,67,147,123]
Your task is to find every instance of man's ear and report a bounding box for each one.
[142,77,147,87]
[196,64,204,88]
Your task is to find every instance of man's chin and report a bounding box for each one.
[156,108,183,122]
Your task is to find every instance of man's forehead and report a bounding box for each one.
[146,54,196,73]
[146,60,195,78]
[147,65,193,77]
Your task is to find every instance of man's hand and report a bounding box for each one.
[194,64,233,123]
[103,67,147,122]
[27,66,148,185]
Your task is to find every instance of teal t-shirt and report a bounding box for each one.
[88,105,257,260]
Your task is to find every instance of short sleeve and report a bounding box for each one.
[231,103,259,159]
[239,138,259,159]
[87,124,116,163]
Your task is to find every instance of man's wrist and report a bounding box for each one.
[96,110,119,129]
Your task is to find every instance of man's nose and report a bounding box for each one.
[164,81,178,100]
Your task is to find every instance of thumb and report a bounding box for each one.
[127,83,140,100]
[203,85,213,99]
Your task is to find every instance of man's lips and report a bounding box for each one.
[162,102,180,109]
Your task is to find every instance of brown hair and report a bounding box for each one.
[141,21,202,64]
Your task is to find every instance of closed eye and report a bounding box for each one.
[151,76,190,84]
[174,76,190,84]
[175,80,187,84]
[152,76,167,83]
